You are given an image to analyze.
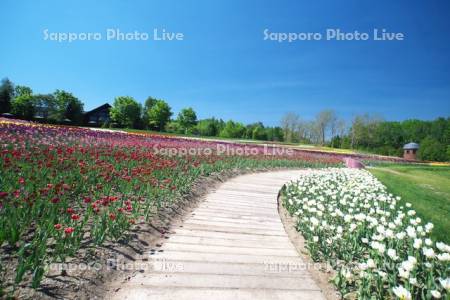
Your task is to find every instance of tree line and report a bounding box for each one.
[0,78,284,141]
[108,95,284,141]
[281,110,449,161]
[0,78,84,124]
[1,78,448,161]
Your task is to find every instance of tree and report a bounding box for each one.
[306,120,321,144]
[0,78,14,113]
[418,136,447,162]
[219,120,245,138]
[330,135,342,148]
[266,126,284,142]
[196,118,221,136]
[244,122,264,140]
[15,85,33,98]
[144,96,158,111]
[296,120,308,143]
[349,113,383,149]
[430,117,449,144]
[177,107,197,133]
[147,100,172,131]
[315,109,336,145]
[281,112,300,143]
[54,90,84,124]
[402,119,429,143]
[252,125,267,140]
[336,119,347,137]
[110,96,142,128]
[11,94,35,120]
[142,96,159,127]
[165,120,183,133]
[32,94,57,121]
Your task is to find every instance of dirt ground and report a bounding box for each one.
[278,193,340,300]
[1,167,291,300]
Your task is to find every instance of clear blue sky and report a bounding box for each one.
[1,0,449,126]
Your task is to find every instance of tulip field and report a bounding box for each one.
[0,118,343,294]
[282,169,449,299]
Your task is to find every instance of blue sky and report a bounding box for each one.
[1,0,449,126]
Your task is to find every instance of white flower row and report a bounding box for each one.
[283,168,449,299]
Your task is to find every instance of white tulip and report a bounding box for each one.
[430,290,441,299]
[387,248,398,260]
[423,247,435,258]
[413,239,422,249]
[398,268,410,279]
[392,285,411,300]
[367,258,376,269]
[437,253,450,261]
[439,278,450,291]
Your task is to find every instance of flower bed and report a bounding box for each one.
[282,168,449,299]
[0,119,341,293]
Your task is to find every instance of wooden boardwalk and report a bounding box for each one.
[108,171,326,300]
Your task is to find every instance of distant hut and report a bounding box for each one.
[84,103,111,127]
[403,142,419,160]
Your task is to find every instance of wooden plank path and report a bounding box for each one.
[108,170,326,300]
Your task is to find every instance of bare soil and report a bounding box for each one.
[2,167,293,300]
[278,192,340,300]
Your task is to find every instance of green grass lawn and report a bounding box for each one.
[369,164,450,243]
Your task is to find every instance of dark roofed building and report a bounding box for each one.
[403,142,419,160]
[84,103,111,126]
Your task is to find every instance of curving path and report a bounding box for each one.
[108,170,326,300]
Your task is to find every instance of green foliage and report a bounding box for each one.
[345,116,449,161]
[144,96,158,111]
[142,96,158,126]
[165,120,183,134]
[176,107,197,133]
[418,136,448,161]
[11,95,35,120]
[243,122,264,140]
[252,125,267,140]
[147,100,172,131]
[330,135,342,148]
[0,78,14,114]
[219,120,246,138]
[110,96,142,128]
[265,126,284,142]
[14,85,32,98]
[195,118,223,136]
[54,90,84,124]
[32,94,57,121]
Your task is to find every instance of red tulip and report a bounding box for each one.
[109,213,116,221]
[0,191,8,198]
[54,223,62,230]
[64,227,74,235]
[71,214,80,221]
